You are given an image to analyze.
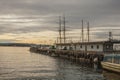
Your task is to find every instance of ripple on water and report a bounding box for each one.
[0,47,106,80]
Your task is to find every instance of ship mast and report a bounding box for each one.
[81,20,84,42]
[63,15,66,43]
[87,21,90,42]
[59,16,62,44]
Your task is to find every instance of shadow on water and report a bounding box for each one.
[103,70,120,80]
[0,47,119,80]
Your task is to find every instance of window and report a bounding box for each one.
[91,45,93,49]
[74,45,76,50]
[80,45,82,48]
[97,45,99,49]
[69,47,73,50]
[106,45,110,49]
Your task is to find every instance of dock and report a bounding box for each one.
[30,47,104,68]
[29,17,120,73]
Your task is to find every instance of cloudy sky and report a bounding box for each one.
[0,0,120,44]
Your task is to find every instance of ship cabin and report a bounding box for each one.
[55,40,120,53]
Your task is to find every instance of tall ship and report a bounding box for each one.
[30,16,120,73]
[54,16,120,73]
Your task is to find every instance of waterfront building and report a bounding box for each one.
[55,40,120,53]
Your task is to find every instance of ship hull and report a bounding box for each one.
[101,62,120,73]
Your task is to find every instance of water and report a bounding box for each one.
[0,47,118,80]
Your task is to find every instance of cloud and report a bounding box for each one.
[0,0,120,43]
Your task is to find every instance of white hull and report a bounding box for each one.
[101,62,120,73]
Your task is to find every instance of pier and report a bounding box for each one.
[29,39,120,73]
[29,16,120,73]
[30,47,104,68]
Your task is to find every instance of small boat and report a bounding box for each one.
[101,62,120,73]
[101,54,120,73]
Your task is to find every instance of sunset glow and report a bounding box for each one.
[0,0,120,44]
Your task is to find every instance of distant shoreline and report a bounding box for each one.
[0,43,34,47]
[0,45,30,47]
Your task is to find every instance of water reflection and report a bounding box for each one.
[0,47,113,80]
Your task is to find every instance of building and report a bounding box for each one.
[55,40,120,53]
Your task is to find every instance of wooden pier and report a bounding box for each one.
[30,47,104,68]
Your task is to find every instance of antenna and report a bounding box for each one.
[109,31,113,41]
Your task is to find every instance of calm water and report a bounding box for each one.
[0,47,118,80]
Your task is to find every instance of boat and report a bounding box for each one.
[101,62,120,73]
[101,54,120,73]
[29,16,120,72]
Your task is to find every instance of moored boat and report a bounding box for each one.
[101,62,120,73]
[101,54,120,73]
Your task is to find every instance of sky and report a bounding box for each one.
[0,0,120,44]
